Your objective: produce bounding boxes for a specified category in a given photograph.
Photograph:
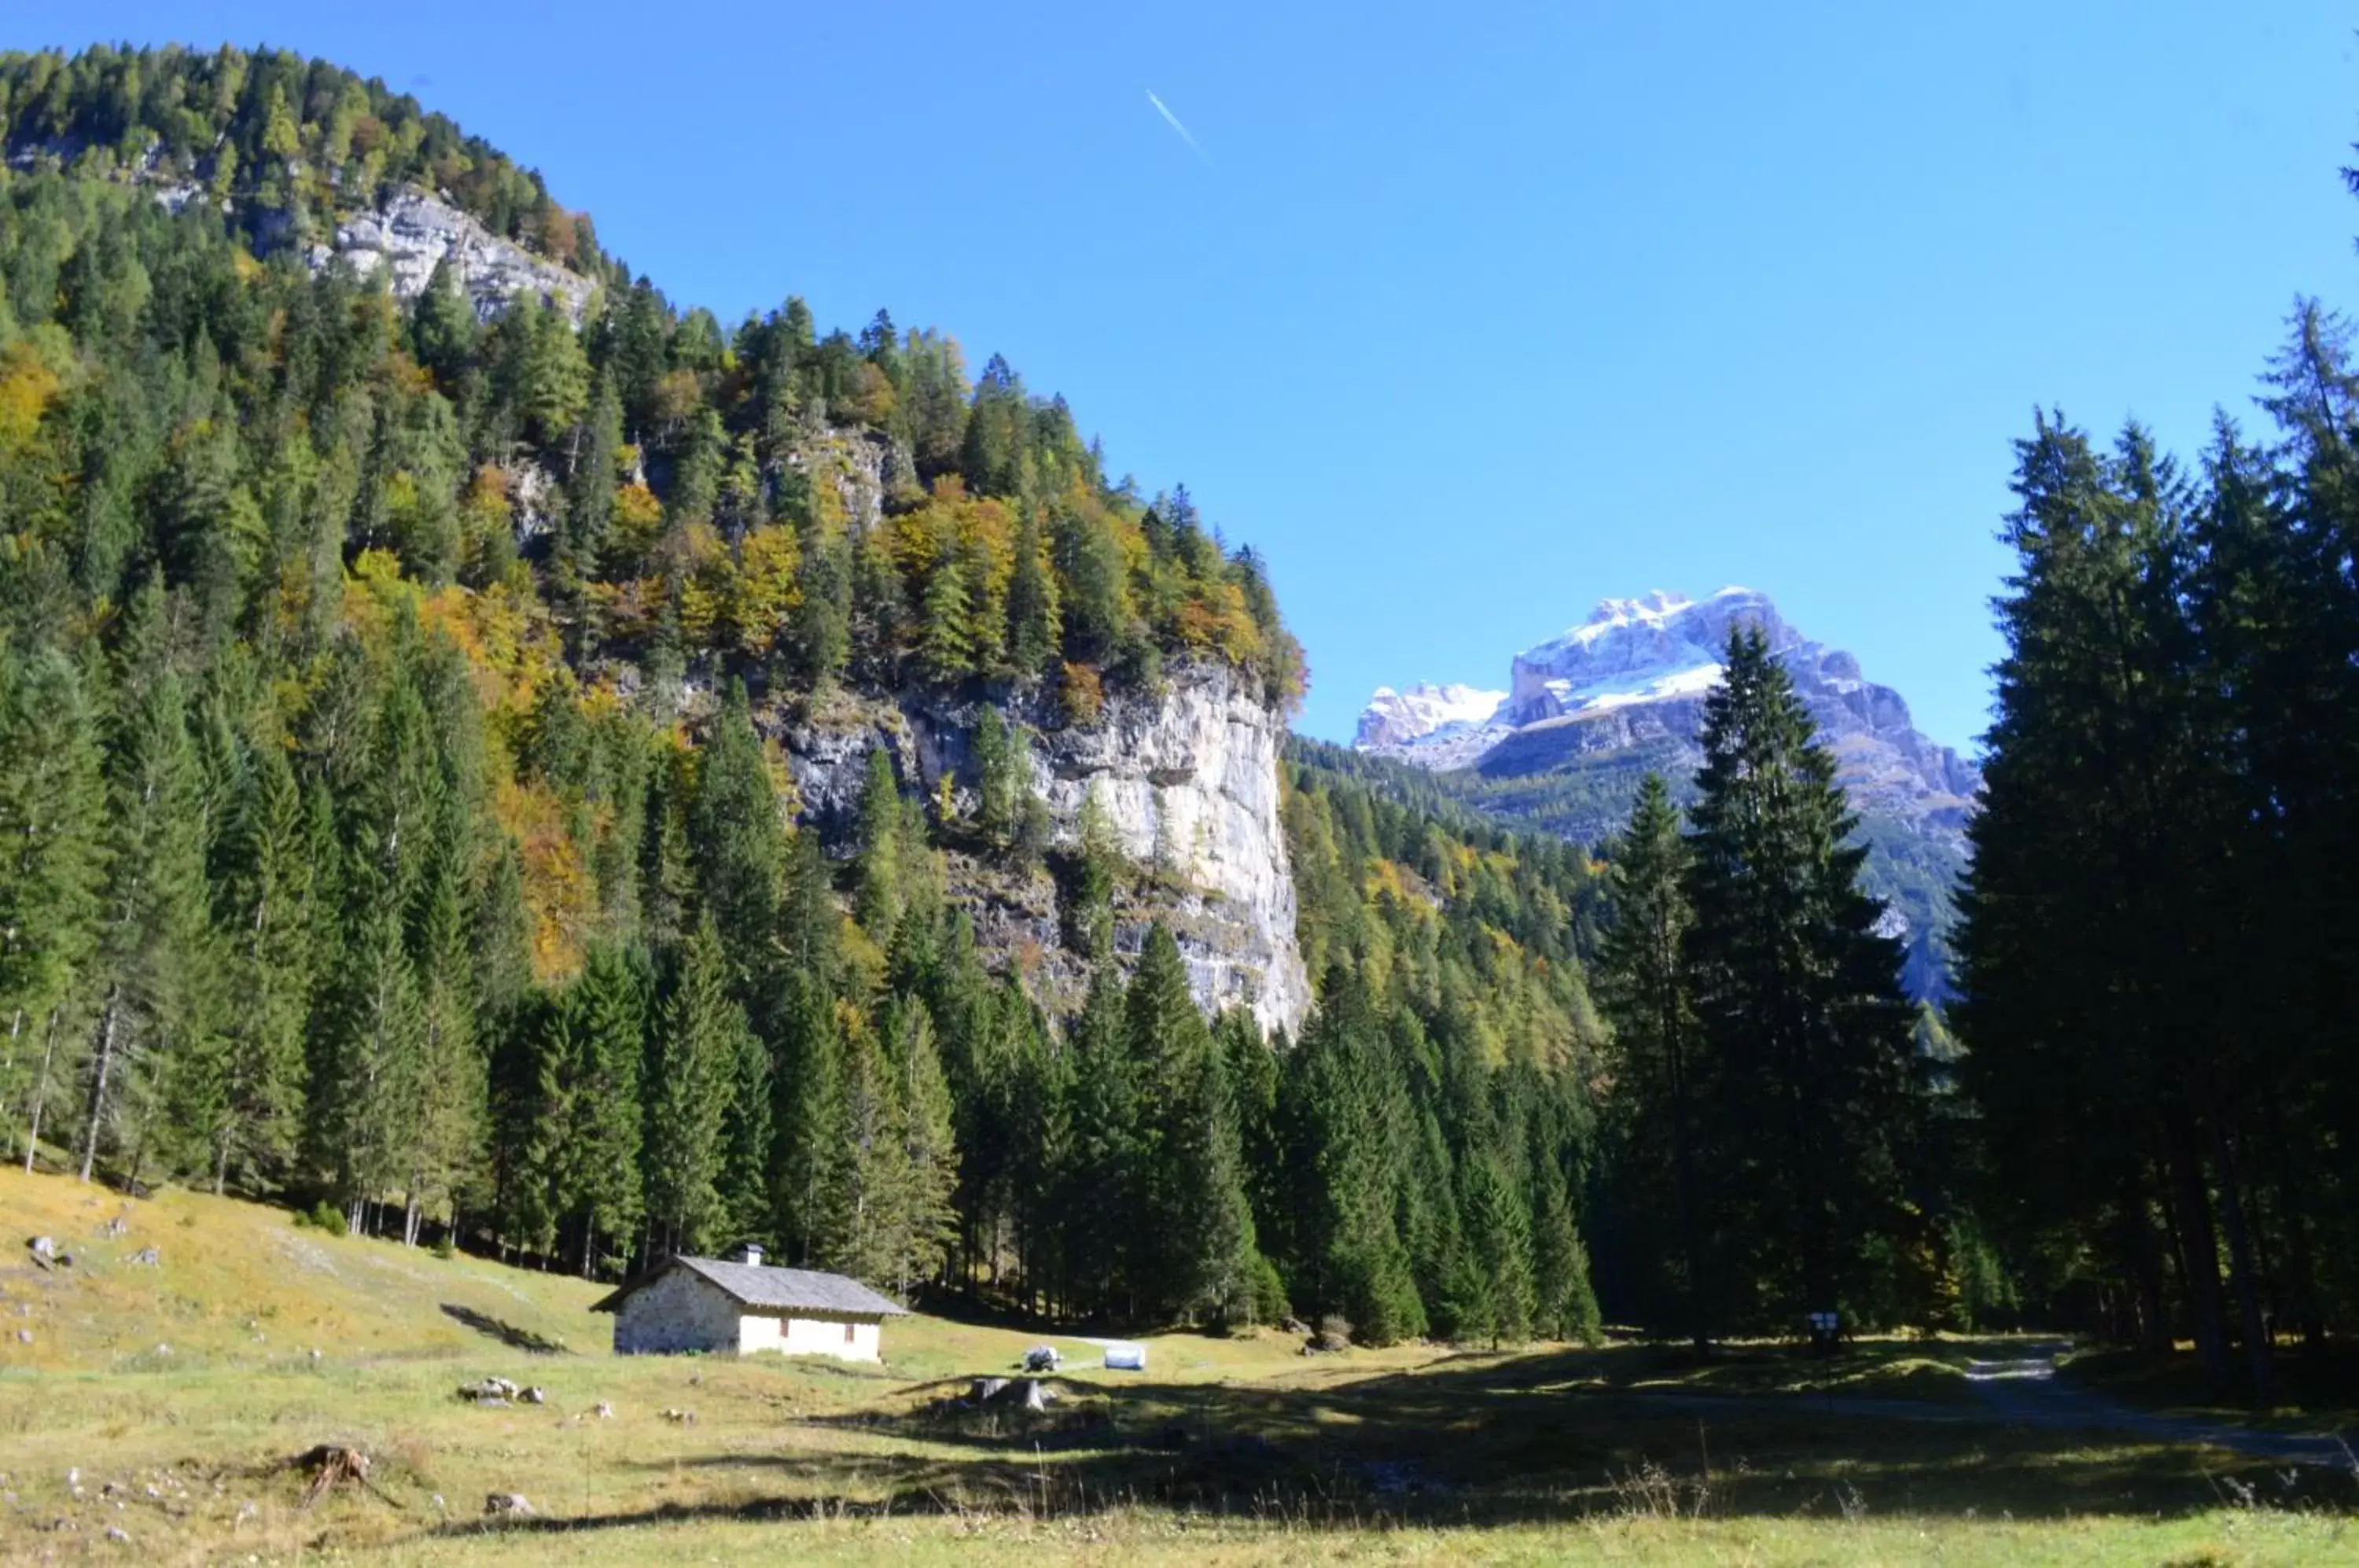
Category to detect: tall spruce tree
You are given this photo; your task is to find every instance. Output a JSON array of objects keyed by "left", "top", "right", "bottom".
[
  {"left": 563, "top": 944, "right": 648, "bottom": 1275},
  {"left": 1684, "top": 625, "right": 1915, "bottom": 1326},
  {"left": 643, "top": 913, "right": 744, "bottom": 1257},
  {"left": 83, "top": 583, "right": 214, "bottom": 1187},
  {"left": 690, "top": 681, "right": 786, "bottom": 1026},
  {"left": 0, "top": 643, "right": 106, "bottom": 1169},
  {"left": 1595, "top": 772, "right": 1711, "bottom": 1343}
]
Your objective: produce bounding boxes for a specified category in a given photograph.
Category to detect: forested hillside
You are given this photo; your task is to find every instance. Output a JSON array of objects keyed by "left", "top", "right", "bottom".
[{"left": 0, "top": 44, "right": 1608, "bottom": 1342}]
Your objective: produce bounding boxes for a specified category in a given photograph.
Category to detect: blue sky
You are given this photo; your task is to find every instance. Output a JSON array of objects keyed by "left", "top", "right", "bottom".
[{"left": 20, "top": 2, "right": 2359, "bottom": 750}]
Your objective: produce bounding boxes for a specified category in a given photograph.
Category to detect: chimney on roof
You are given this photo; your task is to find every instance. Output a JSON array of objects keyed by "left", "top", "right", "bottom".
[{"left": 734, "top": 1242, "right": 764, "bottom": 1268}]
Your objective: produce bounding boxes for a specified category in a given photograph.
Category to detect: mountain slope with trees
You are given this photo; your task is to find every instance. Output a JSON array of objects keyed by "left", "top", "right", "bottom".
[{"left": 0, "top": 43, "right": 1615, "bottom": 1345}]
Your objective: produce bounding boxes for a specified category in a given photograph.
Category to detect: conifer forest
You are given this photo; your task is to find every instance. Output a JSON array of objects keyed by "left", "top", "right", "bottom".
[{"left": 6, "top": 43, "right": 2359, "bottom": 1403}]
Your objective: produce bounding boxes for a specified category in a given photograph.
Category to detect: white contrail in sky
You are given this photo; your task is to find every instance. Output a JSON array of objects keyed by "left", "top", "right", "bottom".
[{"left": 1146, "top": 90, "right": 1213, "bottom": 164}]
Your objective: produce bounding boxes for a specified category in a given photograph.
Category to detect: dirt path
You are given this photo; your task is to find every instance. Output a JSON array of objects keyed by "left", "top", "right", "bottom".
[{"left": 1961, "top": 1342, "right": 2354, "bottom": 1468}]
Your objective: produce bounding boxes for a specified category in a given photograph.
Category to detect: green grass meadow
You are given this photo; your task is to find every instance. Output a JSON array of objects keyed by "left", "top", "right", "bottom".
[{"left": 1, "top": 1169, "right": 2351, "bottom": 1565}]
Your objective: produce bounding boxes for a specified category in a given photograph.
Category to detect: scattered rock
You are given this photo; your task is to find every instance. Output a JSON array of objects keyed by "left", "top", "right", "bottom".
[
  {"left": 105, "top": 1525, "right": 130, "bottom": 1543},
  {"left": 127, "top": 1247, "right": 160, "bottom": 1268},
  {"left": 101, "top": 1216, "right": 127, "bottom": 1239},
  {"left": 25, "top": 1236, "right": 57, "bottom": 1270},
  {"left": 307, "top": 1349, "right": 322, "bottom": 1362},
  {"left": 1021, "top": 1345, "right": 1062, "bottom": 1372},
  {"left": 593, "top": 1402, "right": 613, "bottom": 1419},
  {"left": 484, "top": 1491, "right": 534, "bottom": 1518},
  {"left": 1279, "top": 1316, "right": 1309, "bottom": 1337},
  {"left": 456, "top": 1377, "right": 521, "bottom": 1404},
  {"left": 660, "top": 1408, "right": 697, "bottom": 1425},
  {"left": 518, "top": 1386, "right": 546, "bottom": 1405},
  {"left": 14, "top": 1330, "right": 29, "bottom": 1345}
]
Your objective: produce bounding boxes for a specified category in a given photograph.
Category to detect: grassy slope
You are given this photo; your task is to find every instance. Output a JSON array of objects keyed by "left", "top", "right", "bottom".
[{"left": 0, "top": 1169, "right": 2349, "bottom": 1566}]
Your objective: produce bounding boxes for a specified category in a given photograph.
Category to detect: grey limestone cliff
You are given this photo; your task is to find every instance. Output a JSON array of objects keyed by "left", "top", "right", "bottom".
[{"left": 772, "top": 661, "right": 1309, "bottom": 1038}]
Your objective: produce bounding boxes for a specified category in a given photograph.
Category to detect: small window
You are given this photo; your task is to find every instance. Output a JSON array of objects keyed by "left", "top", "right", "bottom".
[{"left": 844, "top": 1322, "right": 856, "bottom": 1345}]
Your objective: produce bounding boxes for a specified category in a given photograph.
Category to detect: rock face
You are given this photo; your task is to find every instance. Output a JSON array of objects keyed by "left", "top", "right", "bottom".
[
  {"left": 7, "top": 135, "right": 598, "bottom": 323},
  {"left": 300, "top": 188, "right": 594, "bottom": 323},
  {"left": 778, "top": 661, "right": 1309, "bottom": 1038},
  {"left": 1354, "top": 683, "right": 1507, "bottom": 754},
  {"left": 1357, "top": 587, "right": 1980, "bottom": 1000}
]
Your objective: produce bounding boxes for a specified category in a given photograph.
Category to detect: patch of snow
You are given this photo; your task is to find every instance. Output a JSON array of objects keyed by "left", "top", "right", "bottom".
[{"left": 1354, "top": 682, "right": 1507, "bottom": 749}]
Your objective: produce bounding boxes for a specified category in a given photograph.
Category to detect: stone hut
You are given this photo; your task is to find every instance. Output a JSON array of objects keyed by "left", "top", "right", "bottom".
[{"left": 591, "top": 1245, "right": 908, "bottom": 1360}]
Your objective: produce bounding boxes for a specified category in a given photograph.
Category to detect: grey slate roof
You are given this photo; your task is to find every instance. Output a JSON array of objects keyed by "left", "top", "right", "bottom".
[{"left": 591, "top": 1256, "right": 909, "bottom": 1317}]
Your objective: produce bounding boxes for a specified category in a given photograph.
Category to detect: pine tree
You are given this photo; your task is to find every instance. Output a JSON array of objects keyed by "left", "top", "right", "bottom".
[
  {"left": 771, "top": 972, "right": 840, "bottom": 1261},
  {"left": 1461, "top": 1152, "right": 1534, "bottom": 1347},
  {"left": 1595, "top": 771, "right": 1710, "bottom": 1342},
  {"left": 201, "top": 707, "right": 316, "bottom": 1194},
  {"left": 918, "top": 558, "right": 976, "bottom": 685},
  {"left": 1061, "top": 969, "right": 1137, "bottom": 1319},
  {"left": 690, "top": 682, "right": 785, "bottom": 1022},
  {"left": 0, "top": 643, "right": 106, "bottom": 1169},
  {"left": 1006, "top": 505, "right": 1058, "bottom": 676},
  {"left": 643, "top": 914, "right": 744, "bottom": 1257},
  {"left": 781, "top": 829, "right": 840, "bottom": 992},
  {"left": 1528, "top": 1119, "right": 1602, "bottom": 1343},
  {"left": 826, "top": 1007, "right": 903, "bottom": 1286},
  {"left": 788, "top": 531, "right": 852, "bottom": 688},
  {"left": 311, "top": 646, "right": 441, "bottom": 1224},
  {"left": 1173, "top": 1026, "right": 1261, "bottom": 1324},
  {"left": 405, "top": 813, "right": 484, "bottom": 1245},
  {"left": 1956, "top": 414, "right": 2259, "bottom": 1386},
  {"left": 1121, "top": 925, "right": 1256, "bottom": 1321},
  {"left": 639, "top": 745, "right": 698, "bottom": 959},
  {"left": 1685, "top": 624, "right": 1914, "bottom": 1327},
  {"left": 885, "top": 997, "right": 959, "bottom": 1300},
  {"left": 565, "top": 944, "right": 647, "bottom": 1275},
  {"left": 973, "top": 709, "right": 1024, "bottom": 852},
  {"left": 82, "top": 584, "right": 214, "bottom": 1187},
  {"left": 1281, "top": 974, "right": 1426, "bottom": 1344},
  {"left": 1068, "top": 782, "right": 1121, "bottom": 960}
]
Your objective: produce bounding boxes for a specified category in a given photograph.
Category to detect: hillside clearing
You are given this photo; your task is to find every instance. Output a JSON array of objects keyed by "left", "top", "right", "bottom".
[{"left": 0, "top": 1170, "right": 2350, "bottom": 1565}]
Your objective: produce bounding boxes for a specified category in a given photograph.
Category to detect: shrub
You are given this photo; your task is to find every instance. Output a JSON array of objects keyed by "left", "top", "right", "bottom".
[{"left": 297, "top": 1201, "right": 347, "bottom": 1235}]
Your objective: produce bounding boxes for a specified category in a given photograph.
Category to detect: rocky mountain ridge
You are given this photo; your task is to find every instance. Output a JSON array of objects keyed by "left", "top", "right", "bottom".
[
  {"left": 1354, "top": 683, "right": 1506, "bottom": 753},
  {"left": 1356, "top": 587, "right": 1979, "bottom": 999},
  {"left": 7, "top": 136, "right": 595, "bottom": 322}
]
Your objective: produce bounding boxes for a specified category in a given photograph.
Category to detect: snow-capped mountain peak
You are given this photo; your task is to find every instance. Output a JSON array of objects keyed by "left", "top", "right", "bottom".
[
  {"left": 1350, "top": 586, "right": 1982, "bottom": 1002},
  {"left": 1508, "top": 586, "right": 1790, "bottom": 725},
  {"left": 1354, "top": 587, "right": 1975, "bottom": 820},
  {"left": 1354, "top": 682, "right": 1507, "bottom": 750}
]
